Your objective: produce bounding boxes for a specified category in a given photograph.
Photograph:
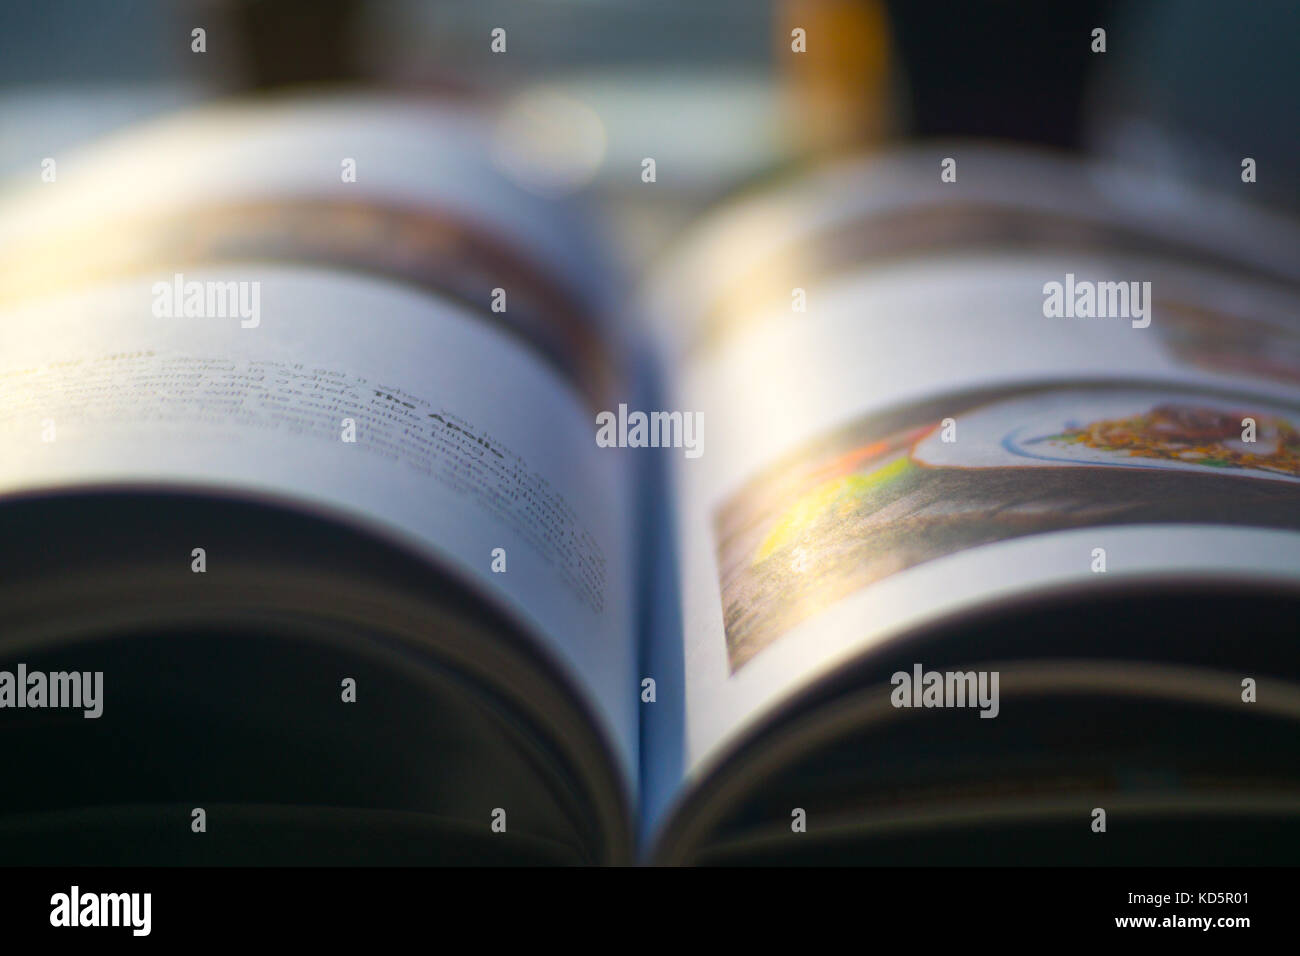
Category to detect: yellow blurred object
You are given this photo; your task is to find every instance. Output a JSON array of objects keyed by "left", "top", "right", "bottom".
[
  {"left": 756, "top": 454, "right": 911, "bottom": 562},
  {"left": 777, "top": 0, "right": 894, "bottom": 157}
]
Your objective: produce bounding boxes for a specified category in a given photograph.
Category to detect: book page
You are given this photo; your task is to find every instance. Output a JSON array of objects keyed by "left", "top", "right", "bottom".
[
  {"left": 647, "top": 147, "right": 1300, "bottom": 820},
  {"left": 0, "top": 98, "right": 641, "bottom": 782}
]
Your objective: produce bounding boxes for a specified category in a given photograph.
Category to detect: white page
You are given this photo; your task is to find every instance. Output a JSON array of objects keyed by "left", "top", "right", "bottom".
[
  {"left": 0, "top": 267, "right": 639, "bottom": 779},
  {"left": 0, "top": 97, "right": 640, "bottom": 782}
]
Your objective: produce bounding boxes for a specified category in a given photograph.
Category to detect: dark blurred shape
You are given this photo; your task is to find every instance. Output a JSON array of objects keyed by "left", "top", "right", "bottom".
[
  {"left": 884, "top": 0, "right": 1115, "bottom": 148},
  {"left": 1086, "top": 0, "right": 1300, "bottom": 214},
  {"left": 230, "top": 0, "right": 364, "bottom": 88}
]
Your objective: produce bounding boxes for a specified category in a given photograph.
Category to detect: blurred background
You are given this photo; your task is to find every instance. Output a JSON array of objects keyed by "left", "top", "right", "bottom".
[{"left": 1, "top": 0, "right": 1297, "bottom": 262}]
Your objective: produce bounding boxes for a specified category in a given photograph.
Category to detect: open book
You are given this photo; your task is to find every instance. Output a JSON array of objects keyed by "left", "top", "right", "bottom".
[{"left": 3, "top": 96, "right": 1299, "bottom": 866}]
